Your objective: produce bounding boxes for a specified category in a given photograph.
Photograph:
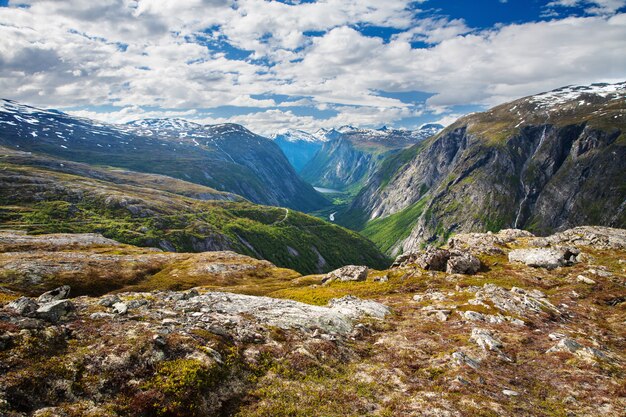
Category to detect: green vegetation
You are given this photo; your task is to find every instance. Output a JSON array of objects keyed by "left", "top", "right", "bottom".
[
  {"left": 361, "top": 198, "right": 428, "bottom": 255},
  {"left": 0, "top": 151, "right": 389, "bottom": 275}
]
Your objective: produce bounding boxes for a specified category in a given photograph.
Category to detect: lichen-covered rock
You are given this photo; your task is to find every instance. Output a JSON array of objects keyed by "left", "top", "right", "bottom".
[
  {"left": 37, "top": 285, "right": 71, "bottom": 303},
  {"left": 36, "top": 299, "right": 74, "bottom": 322},
  {"left": 326, "top": 295, "right": 391, "bottom": 320},
  {"left": 393, "top": 248, "right": 481, "bottom": 274},
  {"left": 470, "top": 328, "right": 503, "bottom": 351},
  {"left": 508, "top": 247, "right": 579, "bottom": 269},
  {"left": 7, "top": 296, "right": 38, "bottom": 316},
  {"left": 449, "top": 229, "right": 535, "bottom": 254},
  {"left": 545, "top": 226, "right": 626, "bottom": 250},
  {"left": 452, "top": 351, "right": 480, "bottom": 369},
  {"left": 546, "top": 338, "right": 608, "bottom": 361},
  {"left": 446, "top": 251, "right": 481, "bottom": 274},
  {"left": 322, "top": 265, "right": 368, "bottom": 284},
  {"left": 470, "top": 284, "right": 560, "bottom": 317}
]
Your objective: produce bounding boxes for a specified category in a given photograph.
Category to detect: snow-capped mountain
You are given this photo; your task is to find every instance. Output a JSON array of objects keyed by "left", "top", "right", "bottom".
[
  {"left": 0, "top": 99, "right": 328, "bottom": 211},
  {"left": 347, "top": 81, "right": 626, "bottom": 253}
]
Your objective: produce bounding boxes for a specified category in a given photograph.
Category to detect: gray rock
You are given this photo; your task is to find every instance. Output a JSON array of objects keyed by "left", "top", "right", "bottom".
[
  {"left": 393, "top": 248, "right": 481, "bottom": 274},
  {"left": 508, "top": 247, "right": 579, "bottom": 269},
  {"left": 37, "top": 285, "right": 71, "bottom": 303},
  {"left": 7, "top": 297, "right": 39, "bottom": 316},
  {"left": 470, "top": 328, "right": 503, "bottom": 351},
  {"left": 546, "top": 226, "right": 626, "bottom": 250},
  {"left": 36, "top": 300, "right": 74, "bottom": 322},
  {"left": 470, "top": 284, "right": 560, "bottom": 317},
  {"left": 98, "top": 295, "right": 121, "bottom": 307},
  {"left": 446, "top": 251, "right": 481, "bottom": 274},
  {"left": 576, "top": 275, "right": 596, "bottom": 285},
  {"left": 112, "top": 302, "right": 128, "bottom": 315},
  {"left": 175, "top": 291, "right": 389, "bottom": 334},
  {"left": 452, "top": 351, "right": 480, "bottom": 369},
  {"left": 323, "top": 265, "right": 368, "bottom": 284},
  {"left": 127, "top": 298, "right": 149, "bottom": 309},
  {"left": 546, "top": 337, "right": 608, "bottom": 360},
  {"left": 449, "top": 229, "right": 535, "bottom": 255},
  {"left": 502, "top": 389, "right": 519, "bottom": 396}
]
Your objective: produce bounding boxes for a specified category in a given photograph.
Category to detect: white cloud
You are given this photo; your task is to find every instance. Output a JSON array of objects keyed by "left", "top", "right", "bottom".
[
  {"left": 0, "top": 0, "right": 625, "bottom": 134},
  {"left": 546, "top": 0, "right": 626, "bottom": 15}
]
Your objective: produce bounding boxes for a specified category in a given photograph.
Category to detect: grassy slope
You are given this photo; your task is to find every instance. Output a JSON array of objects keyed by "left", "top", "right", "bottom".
[
  {"left": 0, "top": 150, "right": 389, "bottom": 274},
  {"left": 361, "top": 198, "right": 428, "bottom": 254}
]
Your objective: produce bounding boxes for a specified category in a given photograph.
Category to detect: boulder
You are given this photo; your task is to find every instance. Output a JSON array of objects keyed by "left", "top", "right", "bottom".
[
  {"left": 470, "top": 284, "right": 560, "bottom": 317},
  {"left": 470, "top": 328, "right": 503, "bottom": 351},
  {"left": 98, "top": 295, "right": 121, "bottom": 307},
  {"left": 446, "top": 250, "right": 481, "bottom": 274},
  {"left": 323, "top": 265, "right": 368, "bottom": 284},
  {"left": 449, "top": 229, "right": 534, "bottom": 254},
  {"left": 546, "top": 337, "right": 607, "bottom": 360},
  {"left": 7, "top": 297, "right": 39, "bottom": 316},
  {"left": 508, "top": 247, "right": 579, "bottom": 269},
  {"left": 36, "top": 300, "right": 74, "bottom": 323},
  {"left": 393, "top": 248, "right": 481, "bottom": 274},
  {"left": 452, "top": 351, "right": 480, "bottom": 369},
  {"left": 37, "top": 285, "right": 71, "bottom": 303},
  {"left": 112, "top": 302, "right": 128, "bottom": 315}
]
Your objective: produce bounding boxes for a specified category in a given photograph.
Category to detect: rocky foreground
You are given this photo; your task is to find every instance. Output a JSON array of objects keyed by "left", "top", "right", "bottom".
[{"left": 0, "top": 227, "right": 625, "bottom": 416}]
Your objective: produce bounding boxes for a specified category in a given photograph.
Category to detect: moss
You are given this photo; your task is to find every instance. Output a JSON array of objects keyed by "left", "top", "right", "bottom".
[{"left": 140, "top": 358, "right": 224, "bottom": 417}]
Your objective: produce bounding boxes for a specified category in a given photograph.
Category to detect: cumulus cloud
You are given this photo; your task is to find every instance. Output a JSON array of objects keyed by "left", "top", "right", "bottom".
[{"left": 0, "top": 0, "right": 625, "bottom": 133}]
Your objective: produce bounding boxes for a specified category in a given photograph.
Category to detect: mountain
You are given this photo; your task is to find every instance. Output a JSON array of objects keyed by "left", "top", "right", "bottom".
[
  {"left": 0, "top": 100, "right": 328, "bottom": 212},
  {"left": 300, "top": 124, "right": 442, "bottom": 192},
  {"left": 0, "top": 146, "right": 389, "bottom": 274},
  {"left": 348, "top": 82, "right": 626, "bottom": 255},
  {"left": 271, "top": 129, "right": 330, "bottom": 172}
]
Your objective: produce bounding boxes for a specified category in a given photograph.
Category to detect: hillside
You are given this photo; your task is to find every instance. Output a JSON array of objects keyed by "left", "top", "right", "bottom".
[
  {"left": 300, "top": 124, "right": 441, "bottom": 193},
  {"left": 348, "top": 82, "right": 626, "bottom": 255},
  {"left": 0, "top": 100, "right": 328, "bottom": 212},
  {"left": 1, "top": 226, "right": 624, "bottom": 416},
  {"left": 0, "top": 147, "right": 389, "bottom": 274}
]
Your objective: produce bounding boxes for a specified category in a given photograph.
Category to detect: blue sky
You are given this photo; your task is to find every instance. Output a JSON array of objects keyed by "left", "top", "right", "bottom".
[{"left": 0, "top": 0, "right": 625, "bottom": 134}]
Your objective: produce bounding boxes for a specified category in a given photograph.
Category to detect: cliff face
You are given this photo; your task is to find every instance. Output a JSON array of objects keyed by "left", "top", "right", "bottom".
[
  {"left": 300, "top": 137, "right": 382, "bottom": 191},
  {"left": 300, "top": 125, "right": 441, "bottom": 192},
  {"left": 349, "top": 83, "right": 626, "bottom": 255}
]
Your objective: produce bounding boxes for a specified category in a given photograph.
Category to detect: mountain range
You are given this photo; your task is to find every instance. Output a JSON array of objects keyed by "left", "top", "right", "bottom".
[
  {"left": 294, "top": 124, "right": 442, "bottom": 192},
  {"left": 0, "top": 100, "right": 327, "bottom": 212},
  {"left": 345, "top": 82, "right": 626, "bottom": 255}
]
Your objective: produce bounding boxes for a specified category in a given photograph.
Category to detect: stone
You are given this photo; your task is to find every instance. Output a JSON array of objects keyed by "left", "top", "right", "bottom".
[
  {"left": 546, "top": 337, "right": 607, "bottom": 360},
  {"left": 546, "top": 226, "right": 626, "bottom": 250},
  {"left": 508, "top": 247, "right": 580, "bottom": 269},
  {"left": 7, "top": 297, "right": 39, "bottom": 316},
  {"left": 127, "top": 298, "right": 149, "bottom": 309},
  {"left": 393, "top": 248, "right": 481, "bottom": 275},
  {"left": 98, "top": 295, "right": 121, "bottom": 307},
  {"left": 446, "top": 250, "right": 481, "bottom": 274},
  {"left": 112, "top": 302, "right": 128, "bottom": 315},
  {"left": 576, "top": 275, "right": 596, "bottom": 285},
  {"left": 37, "top": 285, "right": 71, "bottom": 303},
  {"left": 470, "top": 328, "right": 503, "bottom": 351},
  {"left": 452, "top": 351, "right": 480, "bottom": 369},
  {"left": 470, "top": 284, "right": 560, "bottom": 317},
  {"left": 502, "top": 389, "right": 519, "bottom": 396},
  {"left": 449, "top": 229, "right": 535, "bottom": 255},
  {"left": 36, "top": 300, "right": 74, "bottom": 323},
  {"left": 327, "top": 295, "right": 391, "bottom": 320},
  {"left": 90, "top": 312, "right": 114, "bottom": 319},
  {"left": 322, "top": 265, "right": 368, "bottom": 284}
]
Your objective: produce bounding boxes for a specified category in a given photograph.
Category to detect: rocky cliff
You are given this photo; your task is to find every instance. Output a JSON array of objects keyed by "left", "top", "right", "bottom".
[
  {"left": 350, "top": 83, "right": 626, "bottom": 255},
  {"left": 300, "top": 125, "right": 441, "bottom": 192}
]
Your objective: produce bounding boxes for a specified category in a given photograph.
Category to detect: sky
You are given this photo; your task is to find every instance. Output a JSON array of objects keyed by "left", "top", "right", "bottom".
[{"left": 0, "top": 0, "right": 625, "bottom": 135}]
